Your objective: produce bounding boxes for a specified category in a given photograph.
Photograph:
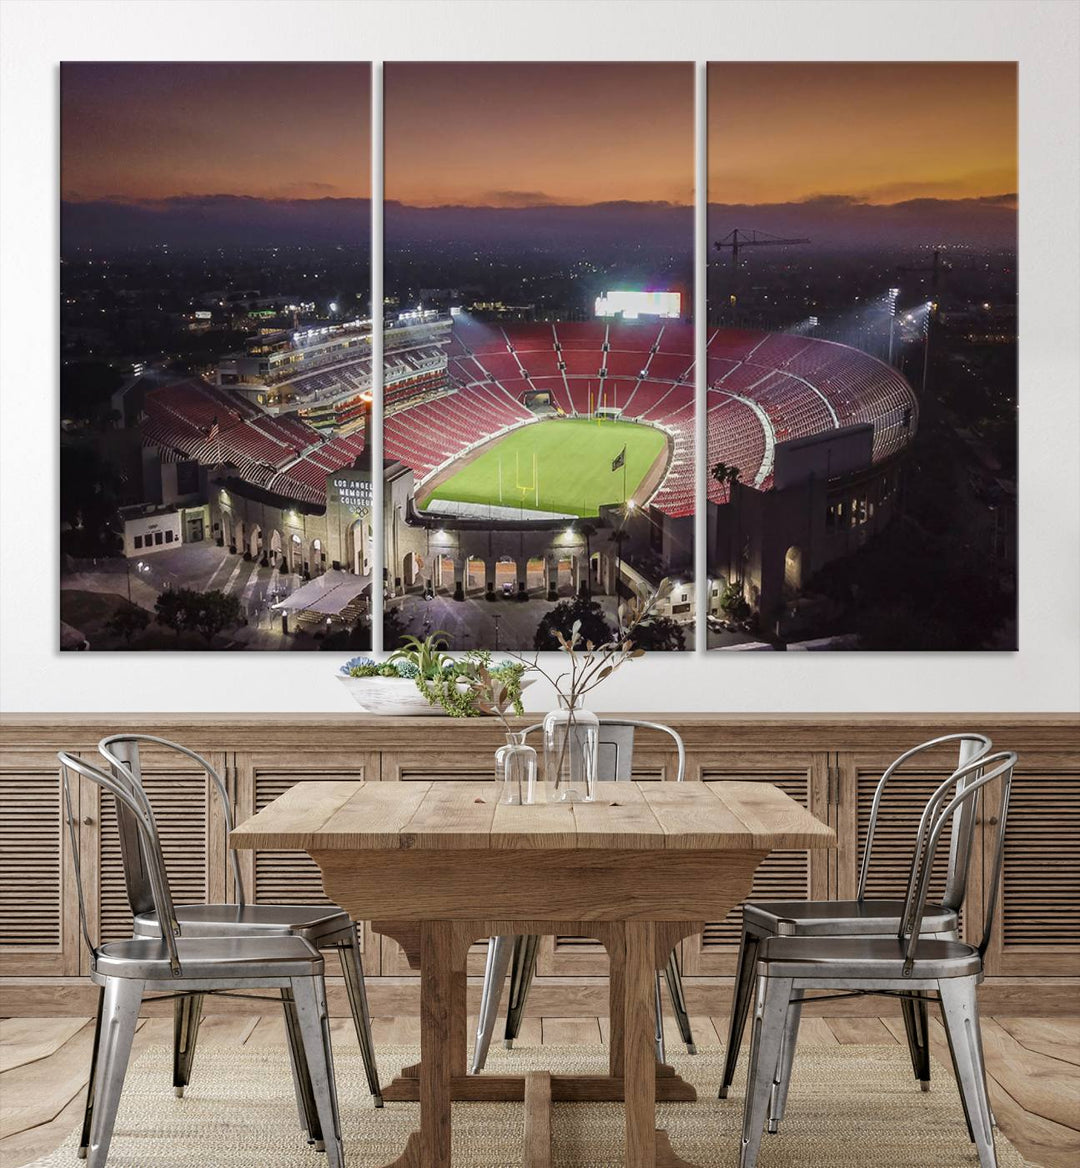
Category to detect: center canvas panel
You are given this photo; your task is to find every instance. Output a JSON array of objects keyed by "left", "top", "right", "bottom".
[{"left": 382, "top": 62, "right": 695, "bottom": 652}]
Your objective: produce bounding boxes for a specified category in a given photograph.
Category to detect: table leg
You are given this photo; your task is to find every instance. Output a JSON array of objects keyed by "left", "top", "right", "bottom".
[
  {"left": 624, "top": 921, "right": 704, "bottom": 1168},
  {"left": 624, "top": 919, "right": 657, "bottom": 1167},
  {"left": 376, "top": 917, "right": 703, "bottom": 1166},
  {"left": 381, "top": 919, "right": 466, "bottom": 1168}
]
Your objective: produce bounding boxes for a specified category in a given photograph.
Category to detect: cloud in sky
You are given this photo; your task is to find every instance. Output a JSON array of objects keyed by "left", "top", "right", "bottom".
[{"left": 61, "top": 188, "right": 1016, "bottom": 253}]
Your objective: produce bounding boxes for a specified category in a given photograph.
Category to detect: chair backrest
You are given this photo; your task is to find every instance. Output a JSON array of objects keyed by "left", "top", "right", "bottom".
[
  {"left": 522, "top": 718, "right": 685, "bottom": 782},
  {"left": 898, "top": 750, "right": 1017, "bottom": 969},
  {"left": 98, "top": 735, "right": 245, "bottom": 912},
  {"left": 858, "top": 733, "right": 993, "bottom": 909},
  {"left": 57, "top": 751, "right": 183, "bottom": 975}
]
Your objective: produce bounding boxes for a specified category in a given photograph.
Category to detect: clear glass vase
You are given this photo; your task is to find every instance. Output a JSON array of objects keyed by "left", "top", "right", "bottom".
[
  {"left": 543, "top": 697, "right": 599, "bottom": 803},
  {"left": 495, "top": 730, "right": 538, "bottom": 805}
]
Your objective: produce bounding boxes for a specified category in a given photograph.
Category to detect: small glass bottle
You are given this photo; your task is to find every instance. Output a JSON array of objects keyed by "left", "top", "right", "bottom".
[
  {"left": 543, "top": 696, "right": 599, "bottom": 803},
  {"left": 495, "top": 730, "right": 538, "bottom": 805}
]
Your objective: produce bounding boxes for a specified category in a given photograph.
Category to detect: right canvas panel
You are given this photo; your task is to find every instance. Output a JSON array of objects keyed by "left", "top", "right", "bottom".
[{"left": 706, "top": 63, "right": 1017, "bottom": 650}]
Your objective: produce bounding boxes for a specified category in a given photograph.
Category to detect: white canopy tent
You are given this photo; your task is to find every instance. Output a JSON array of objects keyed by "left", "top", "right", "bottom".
[{"left": 271, "top": 570, "right": 371, "bottom": 616}]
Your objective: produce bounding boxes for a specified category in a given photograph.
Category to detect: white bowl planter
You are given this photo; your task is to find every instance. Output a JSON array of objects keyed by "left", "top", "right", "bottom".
[{"left": 338, "top": 674, "right": 533, "bottom": 716}]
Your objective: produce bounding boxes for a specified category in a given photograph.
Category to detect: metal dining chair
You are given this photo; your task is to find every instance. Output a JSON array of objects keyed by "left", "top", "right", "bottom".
[
  {"left": 471, "top": 719, "right": 694, "bottom": 1073},
  {"left": 738, "top": 750, "right": 1016, "bottom": 1168},
  {"left": 58, "top": 751, "right": 345, "bottom": 1168},
  {"left": 84, "top": 733, "right": 380, "bottom": 1141},
  {"left": 719, "top": 732, "right": 992, "bottom": 1101}
]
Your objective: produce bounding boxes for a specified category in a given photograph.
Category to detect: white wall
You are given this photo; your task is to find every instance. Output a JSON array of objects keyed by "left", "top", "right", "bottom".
[{"left": 2, "top": 1, "right": 1077, "bottom": 714}]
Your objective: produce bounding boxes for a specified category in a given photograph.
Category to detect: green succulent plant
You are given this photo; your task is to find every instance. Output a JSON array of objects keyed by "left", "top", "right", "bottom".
[{"left": 345, "top": 633, "right": 529, "bottom": 718}]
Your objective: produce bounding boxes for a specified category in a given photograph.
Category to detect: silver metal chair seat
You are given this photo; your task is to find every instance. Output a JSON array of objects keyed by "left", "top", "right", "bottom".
[
  {"left": 745, "top": 898, "right": 957, "bottom": 937},
  {"left": 756, "top": 935, "right": 982, "bottom": 980},
  {"left": 133, "top": 902, "right": 352, "bottom": 939},
  {"left": 95, "top": 734, "right": 381, "bottom": 1111},
  {"left": 721, "top": 732, "right": 992, "bottom": 1101},
  {"left": 738, "top": 751, "right": 1017, "bottom": 1168},
  {"left": 472, "top": 719, "right": 695, "bottom": 1073},
  {"left": 94, "top": 935, "right": 324, "bottom": 980},
  {"left": 58, "top": 752, "right": 346, "bottom": 1168}
]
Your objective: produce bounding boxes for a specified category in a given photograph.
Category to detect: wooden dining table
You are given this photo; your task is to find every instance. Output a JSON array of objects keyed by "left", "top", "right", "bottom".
[{"left": 230, "top": 778, "right": 835, "bottom": 1168}]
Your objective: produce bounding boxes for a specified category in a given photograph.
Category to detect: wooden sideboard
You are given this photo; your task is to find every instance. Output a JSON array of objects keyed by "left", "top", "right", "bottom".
[{"left": 2, "top": 712, "right": 1077, "bottom": 1016}]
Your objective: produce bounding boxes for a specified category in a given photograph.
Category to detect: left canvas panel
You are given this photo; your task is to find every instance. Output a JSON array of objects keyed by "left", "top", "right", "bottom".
[{"left": 60, "top": 63, "right": 374, "bottom": 651}]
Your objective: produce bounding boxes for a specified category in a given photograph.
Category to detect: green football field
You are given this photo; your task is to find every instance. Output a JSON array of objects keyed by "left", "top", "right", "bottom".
[{"left": 420, "top": 418, "right": 667, "bottom": 517}]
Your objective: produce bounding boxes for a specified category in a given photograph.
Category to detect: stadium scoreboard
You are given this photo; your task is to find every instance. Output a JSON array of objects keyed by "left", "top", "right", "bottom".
[{"left": 594, "top": 290, "right": 681, "bottom": 320}]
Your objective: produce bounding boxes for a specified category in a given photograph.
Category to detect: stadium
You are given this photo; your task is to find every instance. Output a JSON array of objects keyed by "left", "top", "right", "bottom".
[
  {"left": 383, "top": 315, "right": 917, "bottom": 624},
  {"left": 384, "top": 317, "right": 916, "bottom": 519},
  {"left": 134, "top": 306, "right": 918, "bottom": 637}
]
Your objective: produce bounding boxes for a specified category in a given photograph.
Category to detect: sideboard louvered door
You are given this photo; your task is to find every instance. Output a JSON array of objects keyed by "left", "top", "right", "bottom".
[
  {"left": 82, "top": 746, "right": 228, "bottom": 971},
  {"left": 233, "top": 751, "right": 381, "bottom": 976},
  {"left": 0, "top": 752, "right": 80, "bottom": 976},
  {"left": 981, "top": 754, "right": 1080, "bottom": 977},
  {"left": 537, "top": 750, "right": 674, "bottom": 978},
  {"left": 835, "top": 745, "right": 983, "bottom": 945},
  {"left": 680, "top": 751, "right": 829, "bottom": 975}
]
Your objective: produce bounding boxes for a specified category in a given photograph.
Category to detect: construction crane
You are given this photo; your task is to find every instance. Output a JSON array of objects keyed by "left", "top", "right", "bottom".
[
  {"left": 714, "top": 228, "right": 810, "bottom": 262},
  {"left": 895, "top": 247, "right": 951, "bottom": 296}
]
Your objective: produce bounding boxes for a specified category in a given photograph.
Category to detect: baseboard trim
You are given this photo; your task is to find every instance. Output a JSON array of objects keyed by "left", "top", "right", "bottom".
[{"left": 2, "top": 976, "right": 1076, "bottom": 1017}]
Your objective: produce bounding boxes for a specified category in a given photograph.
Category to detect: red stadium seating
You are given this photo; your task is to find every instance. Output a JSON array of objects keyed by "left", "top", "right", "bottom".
[
  {"left": 505, "top": 323, "right": 558, "bottom": 348},
  {"left": 476, "top": 351, "right": 525, "bottom": 382},
  {"left": 451, "top": 319, "right": 513, "bottom": 354},
  {"left": 607, "top": 322, "right": 664, "bottom": 352},
  {"left": 603, "top": 349, "right": 650, "bottom": 379},
  {"left": 656, "top": 321, "right": 695, "bottom": 355},
  {"left": 553, "top": 321, "right": 607, "bottom": 350},
  {"left": 643, "top": 352, "right": 693, "bottom": 382},
  {"left": 141, "top": 379, "right": 366, "bottom": 506},
  {"left": 143, "top": 323, "right": 917, "bottom": 524},
  {"left": 515, "top": 349, "right": 563, "bottom": 380},
  {"left": 561, "top": 350, "right": 603, "bottom": 378}
]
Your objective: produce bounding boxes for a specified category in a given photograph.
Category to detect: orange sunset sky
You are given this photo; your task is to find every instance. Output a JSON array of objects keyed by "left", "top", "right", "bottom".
[
  {"left": 384, "top": 62, "right": 693, "bottom": 207},
  {"left": 62, "top": 63, "right": 371, "bottom": 202},
  {"left": 61, "top": 61, "right": 1016, "bottom": 211},
  {"left": 708, "top": 62, "right": 1017, "bottom": 205}
]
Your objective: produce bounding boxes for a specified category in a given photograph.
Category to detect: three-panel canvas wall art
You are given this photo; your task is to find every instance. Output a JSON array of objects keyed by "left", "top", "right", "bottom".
[{"left": 60, "top": 61, "right": 1017, "bottom": 652}]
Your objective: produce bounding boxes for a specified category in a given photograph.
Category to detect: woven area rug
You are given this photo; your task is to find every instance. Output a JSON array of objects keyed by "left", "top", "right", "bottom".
[{"left": 29, "top": 1042, "right": 1029, "bottom": 1167}]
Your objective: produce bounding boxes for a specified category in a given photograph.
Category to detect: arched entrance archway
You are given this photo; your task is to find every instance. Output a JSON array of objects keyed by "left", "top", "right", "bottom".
[
  {"left": 783, "top": 546, "right": 803, "bottom": 597},
  {"left": 466, "top": 557, "right": 485, "bottom": 594},
  {"left": 289, "top": 532, "right": 303, "bottom": 574},
  {"left": 248, "top": 524, "right": 262, "bottom": 560},
  {"left": 402, "top": 551, "right": 420, "bottom": 588},
  {"left": 310, "top": 538, "right": 324, "bottom": 577},
  {"left": 495, "top": 556, "right": 516, "bottom": 595}
]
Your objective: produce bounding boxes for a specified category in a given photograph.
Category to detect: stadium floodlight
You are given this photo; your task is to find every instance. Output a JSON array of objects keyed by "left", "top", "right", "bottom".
[
  {"left": 329, "top": 302, "right": 338, "bottom": 314},
  {"left": 594, "top": 290, "right": 681, "bottom": 320}
]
